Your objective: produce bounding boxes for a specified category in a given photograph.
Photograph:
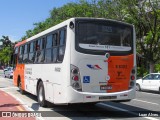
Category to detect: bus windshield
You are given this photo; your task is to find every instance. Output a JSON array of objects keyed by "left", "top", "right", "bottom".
[{"left": 76, "top": 21, "right": 133, "bottom": 55}]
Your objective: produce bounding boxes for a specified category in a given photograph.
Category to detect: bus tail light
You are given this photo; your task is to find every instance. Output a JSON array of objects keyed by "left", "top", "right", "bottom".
[
  {"left": 129, "top": 67, "right": 136, "bottom": 89},
  {"left": 72, "top": 76, "right": 79, "bottom": 81},
  {"left": 131, "top": 75, "right": 135, "bottom": 80},
  {"left": 71, "top": 65, "right": 82, "bottom": 91}
]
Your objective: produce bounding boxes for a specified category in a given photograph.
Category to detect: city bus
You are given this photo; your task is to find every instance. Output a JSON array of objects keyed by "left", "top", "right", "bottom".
[{"left": 13, "top": 18, "right": 136, "bottom": 107}]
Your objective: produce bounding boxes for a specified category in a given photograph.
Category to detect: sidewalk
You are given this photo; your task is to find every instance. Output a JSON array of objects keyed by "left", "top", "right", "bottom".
[{"left": 0, "top": 90, "right": 36, "bottom": 120}]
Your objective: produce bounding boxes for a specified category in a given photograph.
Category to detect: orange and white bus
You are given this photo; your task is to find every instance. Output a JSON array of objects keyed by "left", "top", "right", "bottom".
[{"left": 13, "top": 18, "right": 136, "bottom": 106}]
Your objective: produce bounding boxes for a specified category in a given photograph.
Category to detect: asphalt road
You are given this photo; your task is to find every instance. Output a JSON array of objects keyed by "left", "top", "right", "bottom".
[{"left": 0, "top": 72, "right": 160, "bottom": 120}]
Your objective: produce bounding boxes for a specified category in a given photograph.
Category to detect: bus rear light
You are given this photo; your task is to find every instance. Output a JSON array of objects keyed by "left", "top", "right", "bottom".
[
  {"left": 71, "top": 68, "right": 78, "bottom": 74},
  {"left": 123, "top": 94, "right": 128, "bottom": 96},
  {"left": 131, "top": 69, "right": 136, "bottom": 74},
  {"left": 120, "top": 94, "right": 128, "bottom": 97},
  {"left": 71, "top": 65, "right": 82, "bottom": 91},
  {"left": 131, "top": 75, "right": 135, "bottom": 80},
  {"left": 86, "top": 96, "right": 91, "bottom": 98},
  {"left": 72, "top": 76, "right": 79, "bottom": 81},
  {"left": 129, "top": 67, "right": 136, "bottom": 89},
  {"left": 130, "top": 81, "right": 134, "bottom": 87},
  {"left": 72, "top": 82, "right": 80, "bottom": 89}
]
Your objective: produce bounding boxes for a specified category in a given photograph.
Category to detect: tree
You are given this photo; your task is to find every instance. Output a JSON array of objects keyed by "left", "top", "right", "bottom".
[
  {"left": 100, "top": 0, "right": 160, "bottom": 73},
  {"left": 21, "top": 0, "right": 99, "bottom": 40},
  {"left": 20, "top": 0, "right": 160, "bottom": 73},
  {"left": 0, "top": 36, "right": 14, "bottom": 66},
  {"left": 124, "top": 0, "right": 160, "bottom": 73},
  {"left": 0, "top": 47, "right": 12, "bottom": 66},
  {"left": 0, "top": 36, "right": 12, "bottom": 47}
]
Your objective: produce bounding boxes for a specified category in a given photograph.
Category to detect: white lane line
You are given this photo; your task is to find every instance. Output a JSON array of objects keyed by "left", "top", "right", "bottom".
[
  {"left": 138, "top": 91, "right": 160, "bottom": 96},
  {"left": 0, "top": 86, "right": 17, "bottom": 90},
  {"left": 133, "top": 99, "right": 159, "bottom": 105},
  {"left": 100, "top": 103, "right": 160, "bottom": 120}
]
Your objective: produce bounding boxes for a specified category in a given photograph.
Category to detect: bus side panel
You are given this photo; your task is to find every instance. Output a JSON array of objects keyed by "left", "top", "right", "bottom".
[
  {"left": 13, "top": 64, "right": 25, "bottom": 90},
  {"left": 53, "top": 26, "right": 71, "bottom": 104}
]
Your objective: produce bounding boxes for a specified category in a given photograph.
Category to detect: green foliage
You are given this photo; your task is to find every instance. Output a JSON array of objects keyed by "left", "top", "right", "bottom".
[
  {"left": 155, "top": 64, "right": 160, "bottom": 73},
  {"left": 21, "top": 0, "right": 107, "bottom": 40},
  {"left": 0, "top": 36, "right": 12, "bottom": 47},
  {"left": 0, "top": 36, "right": 14, "bottom": 65},
  {"left": 137, "top": 67, "right": 149, "bottom": 78},
  {"left": 19, "top": 0, "right": 160, "bottom": 73},
  {"left": 0, "top": 47, "right": 12, "bottom": 65}
]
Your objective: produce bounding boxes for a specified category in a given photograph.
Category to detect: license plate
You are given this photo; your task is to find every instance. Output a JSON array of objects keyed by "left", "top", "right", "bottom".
[
  {"left": 100, "top": 85, "right": 112, "bottom": 90},
  {"left": 99, "top": 96, "right": 117, "bottom": 100}
]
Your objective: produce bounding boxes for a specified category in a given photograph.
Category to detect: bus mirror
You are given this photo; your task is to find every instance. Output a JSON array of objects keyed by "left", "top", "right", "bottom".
[
  {"left": 10, "top": 54, "right": 17, "bottom": 70},
  {"left": 10, "top": 54, "right": 14, "bottom": 65},
  {"left": 69, "top": 21, "right": 74, "bottom": 29}
]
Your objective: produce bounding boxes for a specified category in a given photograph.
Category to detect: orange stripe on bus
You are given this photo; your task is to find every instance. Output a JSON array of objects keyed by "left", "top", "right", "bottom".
[
  {"left": 15, "top": 40, "right": 27, "bottom": 47},
  {"left": 107, "top": 54, "right": 134, "bottom": 93}
]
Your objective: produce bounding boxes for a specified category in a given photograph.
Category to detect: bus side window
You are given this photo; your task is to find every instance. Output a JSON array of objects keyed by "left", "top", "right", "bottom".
[
  {"left": 38, "top": 37, "right": 45, "bottom": 63},
  {"left": 23, "top": 44, "right": 29, "bottom": 63},
  {"left": 13, "top": 47, "right": 18, "bottom": 66},
  {"left": 52, "top": 33, "right": 58, "bottom": 63},
  {"left": 58, "top": 29, "right": 66, "bottom": 62},
  {"left": 45, "top": 35, "right": 53, "bottom": 63},
  {"left": 18, "top": 45, "right": 24, "bottom": 64},
  {"left": 60, "top": 29, "right": 66, "bottom": 46},
  {"left": 28, "top": 42, "right": 35, "bottom": 63},
  {"left": 53, "top": 33, "right": 58, "bottom": 46},
  {"left": 34, "top": 39, "right": 41, "bottom": 63}
]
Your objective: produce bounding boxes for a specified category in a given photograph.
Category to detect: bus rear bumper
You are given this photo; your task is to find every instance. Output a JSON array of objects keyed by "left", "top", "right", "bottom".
[{"left": 67, "top": 86, "right": 136, "bottom": 103}]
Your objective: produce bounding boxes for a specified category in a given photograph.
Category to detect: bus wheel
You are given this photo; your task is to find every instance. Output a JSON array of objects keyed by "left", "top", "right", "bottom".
[
  {"left": 114, "top": 99, "right": 131, "bottom": 102},
  {"left": 38, "top": 82, "right": 47, "bottom": 107},
  {"left": 18, "top": 81, "right": 25, "bottom": 94}
]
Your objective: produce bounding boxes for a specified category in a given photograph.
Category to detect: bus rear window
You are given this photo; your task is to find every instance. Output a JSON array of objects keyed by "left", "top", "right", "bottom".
[{"left": 76, "top": 21, "right": 133, "bottom": 55}]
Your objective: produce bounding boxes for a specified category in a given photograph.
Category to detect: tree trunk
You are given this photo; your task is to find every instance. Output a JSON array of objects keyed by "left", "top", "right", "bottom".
[{"left": 149, "top": 62, "right": 155, "bottom": 73}]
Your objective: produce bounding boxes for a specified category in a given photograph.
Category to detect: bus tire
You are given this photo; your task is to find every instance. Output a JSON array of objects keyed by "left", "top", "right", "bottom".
[
  {"left": 85, "top": 102, "right": 98, "bottom": 105},
  {"left": 18, "top": 80, "right": 25, "bottom": 94},
  {"left": 114, "top": 99, "right": 131, "bottom": 102},
  {"left": 37, "top": 81, "right": 47, "bottom": 107}
]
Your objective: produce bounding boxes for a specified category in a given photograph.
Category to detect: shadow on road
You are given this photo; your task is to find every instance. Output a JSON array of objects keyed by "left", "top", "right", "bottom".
[
  {"left": 16, "top": 90, "right": 160, "bottom": 118},
  {"left": 0, "top": 104, "right": 21, "bottom": 107}
]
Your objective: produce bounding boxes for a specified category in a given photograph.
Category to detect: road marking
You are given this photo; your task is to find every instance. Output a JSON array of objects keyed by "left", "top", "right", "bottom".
[
  {"left": 16, "top": 106, "right": 24, "bottom": 111},
  {"left": 133, "top": 99, "right": 159, "bottom": 105},
  {"left": 138, "top": 91, "right": 160, "bottom": 96},
  {"left": 100, "top": 103, "right": 159, "bottom": 120},
  {"left": 2, "top": 90, "right": 45, "bottom": 120},
  {"left": 0, "top": 87, "right": 17, "bottom": 90}
]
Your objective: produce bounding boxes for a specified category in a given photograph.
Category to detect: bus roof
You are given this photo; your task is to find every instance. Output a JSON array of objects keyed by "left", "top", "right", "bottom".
[
  {"left": 14, "top": 17, "right": 133, "bottom": 47},
  {"left": 15, "top": 40, "right": 27, "bottom": 47}
]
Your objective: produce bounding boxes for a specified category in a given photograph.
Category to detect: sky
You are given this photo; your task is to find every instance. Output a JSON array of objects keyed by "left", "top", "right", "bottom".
[{"left": 0, "top": 0, "right": 76, "bottom": 42}]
